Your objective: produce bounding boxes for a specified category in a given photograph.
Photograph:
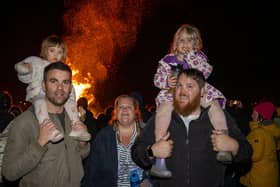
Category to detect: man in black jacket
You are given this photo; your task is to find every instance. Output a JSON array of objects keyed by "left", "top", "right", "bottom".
[{"left": 131, "top": 68, "right": 252, "bottom": 187}]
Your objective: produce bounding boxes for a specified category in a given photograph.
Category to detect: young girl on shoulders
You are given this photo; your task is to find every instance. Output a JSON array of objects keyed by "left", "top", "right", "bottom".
[{"left": 15, "top": 35, "right": 91, "bottom": 143}]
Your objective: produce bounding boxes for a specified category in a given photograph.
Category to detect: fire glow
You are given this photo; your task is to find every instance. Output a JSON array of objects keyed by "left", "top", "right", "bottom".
[
  {"left": 71, "top": 69, "right": 92, "bottom": 103},
  {"left": 63, "top": 0, "right": 150, "bottom": 114}
]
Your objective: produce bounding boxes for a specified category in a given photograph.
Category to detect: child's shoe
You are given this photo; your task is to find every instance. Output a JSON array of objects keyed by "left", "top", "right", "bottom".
[
  {"left": 150, "top": 158, "right": 172, "bottom": 178},
  {"left": 216, "top": 151, "right": 232, "bottom": 163},
  {"left": 50, "top": 129, "right": 64, "bottom": 143},
  {"left": 69, "top": 121, "right": 91, "bottom": 141},
  {"left": 69, "top": 129, "right": 91, "bottom": 141}
]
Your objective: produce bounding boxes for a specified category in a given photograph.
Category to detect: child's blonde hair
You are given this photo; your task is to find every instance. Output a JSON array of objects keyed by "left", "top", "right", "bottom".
[
  {"left": 40, "top": 35, "right": 67, "bottom": 62},
  {"left": 170, "top": 24, "right": 203, "bottom": 53}
]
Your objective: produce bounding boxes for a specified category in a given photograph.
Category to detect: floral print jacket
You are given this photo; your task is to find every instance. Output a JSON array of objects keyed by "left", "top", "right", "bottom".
[{"left": 154, "top": 51, "right": 226, "bottom": 108}]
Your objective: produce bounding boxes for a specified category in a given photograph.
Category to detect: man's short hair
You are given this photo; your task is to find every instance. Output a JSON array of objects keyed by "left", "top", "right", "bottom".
[
  {"left": 177, "top": 68, "right": 206, "bottom": 89},
  {"left": 43, "top": 62, "right": 72, "bottom": 81}
]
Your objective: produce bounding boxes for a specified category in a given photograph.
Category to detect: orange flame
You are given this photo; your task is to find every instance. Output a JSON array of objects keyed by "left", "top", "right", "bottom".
[
  {"left": 71, "top": 69, "right": 92, "bottom": 101},
  {"left": 63, "top": 0, "right": 150, "bottom": 114},
  {"left": 70, "top": 67, "right": 97, "bottom": 114}
]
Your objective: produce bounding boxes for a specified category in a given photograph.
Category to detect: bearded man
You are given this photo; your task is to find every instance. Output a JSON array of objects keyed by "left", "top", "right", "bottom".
[
  {"left": 132, "top": 68, "right": 252, "bottom": 187},
  {"left": 2, "top": 62, "right": 90, "bottom": 187}
]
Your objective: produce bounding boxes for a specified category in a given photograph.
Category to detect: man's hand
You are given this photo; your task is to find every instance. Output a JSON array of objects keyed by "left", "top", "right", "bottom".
[
  {"left": 211, "top": 130, "right": 239, "bottom": 156},
  {"left": 151, "top": 132, "right": 174, "bottom": 158},
  {"left": 37, "top": 119, "right": 59, "bottom": 146}
]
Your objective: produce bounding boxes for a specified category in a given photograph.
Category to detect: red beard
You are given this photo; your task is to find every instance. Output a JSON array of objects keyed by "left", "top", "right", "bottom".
[{"left": 173, "top": 93, "right": 201, "bottom": 116}]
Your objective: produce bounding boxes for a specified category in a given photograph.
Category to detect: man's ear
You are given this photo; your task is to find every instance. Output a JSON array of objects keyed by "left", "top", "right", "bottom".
[
  {"left": 70, "top": 83, "right": 73, "bottom": 94},
  {"left": 42, "top": 80, "right": 46, "bottom": 92},
  {"left": 200, "top": 87, "right": 205, "bottom": 97}
]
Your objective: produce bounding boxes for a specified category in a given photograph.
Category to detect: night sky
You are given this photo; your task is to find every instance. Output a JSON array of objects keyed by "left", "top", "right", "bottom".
[{"left": 1, "top": 0, "right": 279, "bottom": 110}]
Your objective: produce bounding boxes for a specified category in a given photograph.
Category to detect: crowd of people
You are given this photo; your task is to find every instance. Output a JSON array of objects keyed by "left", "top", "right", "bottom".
[{"left": 0, "top": 23, "right": 280, "bottom": 187}]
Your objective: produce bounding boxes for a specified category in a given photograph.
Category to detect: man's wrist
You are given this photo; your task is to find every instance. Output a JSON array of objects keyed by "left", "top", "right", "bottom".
[{"left": 37, "top": 138, "right": 48, "bottom": 147}]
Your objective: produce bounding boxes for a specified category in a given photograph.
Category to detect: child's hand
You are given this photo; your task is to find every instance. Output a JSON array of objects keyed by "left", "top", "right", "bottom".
[
  {"left": 183, "top": 50, "right": 195, "bottom": 60},
  {"left": 15, "top": 61, "right": 32, "bottom": 74},
  {"left": 167, "top": 74, "right": 177, "bottom": 88},
  {"left": 182, "top": 47, "right": 192, "bottom": 54},
  {"left": 23, "top": 62, "right": 33, "bottom": 71}
]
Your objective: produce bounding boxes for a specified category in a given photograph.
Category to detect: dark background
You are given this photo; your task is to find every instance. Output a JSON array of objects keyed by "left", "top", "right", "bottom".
[{"left": 0, "top": 0, "right": 279, "bottom": 110}]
